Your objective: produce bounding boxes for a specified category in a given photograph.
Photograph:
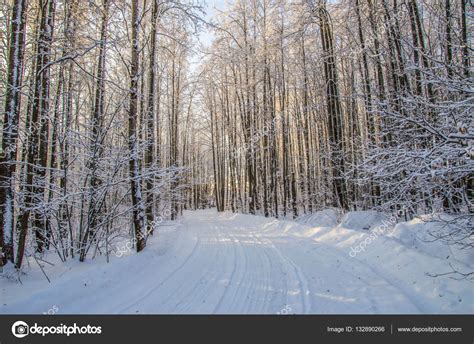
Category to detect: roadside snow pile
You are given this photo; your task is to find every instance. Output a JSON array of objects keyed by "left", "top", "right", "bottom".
[
  {"left": 0, "top": 221, "right": 181, "bottom": 314},
  {"left": 297, "top": 208, "right": 340, "bottom": 228},
  {"left": 339, "top": 211, "right": 387, "bottom": 230},
  {"left": 390, "top": 218, "right": 474, "bottom": 266},
  {"left": 294, "top": 211, "right": 474, "bottom": 313}
]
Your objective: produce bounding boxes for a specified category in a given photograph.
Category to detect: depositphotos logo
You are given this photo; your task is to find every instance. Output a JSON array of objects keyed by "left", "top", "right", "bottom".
[{"left": 11, "top": 320, "right": 102, "bottom": 338}]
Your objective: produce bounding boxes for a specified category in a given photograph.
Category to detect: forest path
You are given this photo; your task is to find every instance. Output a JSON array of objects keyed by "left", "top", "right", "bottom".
[
  {"left": 115, "top": 209, "right": 421, "bottom": 314},
  {"left": 1, "top": 209, "right": 422, "bottom": 314}
]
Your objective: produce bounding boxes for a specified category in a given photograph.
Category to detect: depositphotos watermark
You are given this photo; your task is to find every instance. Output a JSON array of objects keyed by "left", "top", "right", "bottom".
[
  {"left": 11, "top": 320, "right": 102, "bottom": 338},
  {"left": 115, "top": 208, "right": 172, "bottom": 257},
  {"left": 348, "top": 209, "right": 405, "bottom": 258},
  {"left": 276, "top": 305, "right": 293, "bottom": 315}
]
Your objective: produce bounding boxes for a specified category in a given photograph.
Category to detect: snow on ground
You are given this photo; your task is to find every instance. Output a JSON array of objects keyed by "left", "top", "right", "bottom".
[{"left": 1, "top": 209, "right": 472, "bottom": 314}]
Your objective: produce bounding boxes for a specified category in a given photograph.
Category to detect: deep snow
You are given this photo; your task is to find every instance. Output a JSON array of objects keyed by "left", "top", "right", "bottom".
[{"left": 1, "top": 209, "right": 472, "bottom": 314}]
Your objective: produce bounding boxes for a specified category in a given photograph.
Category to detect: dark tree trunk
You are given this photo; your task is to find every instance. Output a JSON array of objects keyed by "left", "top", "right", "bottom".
[
  {"left": 315, "top": 1, "right": 348, "bottom": 210},
  {"left": 0, "top": 0, "right": 28, "bottom": 266},
  {"left": 144, "top": 0, "right": 160, "bottom": 231},
  {"left": 129, "top": 0, "right": 146, "bottom": 252}
]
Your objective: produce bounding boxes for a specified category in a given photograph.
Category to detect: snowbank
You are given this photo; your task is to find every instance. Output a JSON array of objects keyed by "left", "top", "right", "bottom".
[
  {"left": 292, "top": 211, "right": 474, "bottom": 313},
  {"left": 296, "top": 208, "right": 340, "bottom": 228}
]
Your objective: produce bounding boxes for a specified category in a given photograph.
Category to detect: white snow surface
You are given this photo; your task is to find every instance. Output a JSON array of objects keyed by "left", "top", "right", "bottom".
[{"left": 1, "top": 209, "right": 472, "bottom": 314}]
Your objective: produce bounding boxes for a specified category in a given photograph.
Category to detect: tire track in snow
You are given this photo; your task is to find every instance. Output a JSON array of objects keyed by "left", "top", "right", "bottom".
[
  {"left": 249, "top": 232, "right": 287, "bottom": 313},
  {"left": 255, "top": 234, "right": 312, "bottom": 314},
  {"left": 118, "top": 231, "right": 201, "bottom": 313},
  {"left": 213, "top": 232, "right": 238, "bottom": 313},
  {"left": 171, "top": 235, "right": 222, "bottom": 312},
  {"left": 122, "top": 211, "right": 418, "bottom": 314},
  {"left": 224, "top": 231, "right": 249, "bottom": 313}
]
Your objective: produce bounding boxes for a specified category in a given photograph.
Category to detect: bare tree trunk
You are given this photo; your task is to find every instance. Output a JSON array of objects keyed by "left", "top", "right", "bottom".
[
  {"left": 16, "top": 0, "right": 56, "bottom": 267},
  {"left": 314, "top": 1, "right": 348, "bottom": 210},
  {"left": 460, "top": 0, "right": 470, "bottom": 78},
  {"left": 59, "top": 0, "right": 77, "bottom": 259},
  {"left": 129, "top": 0, "right": 146, "bottom": 252},
  {"left": 79, "top": 0, "right": 109, "bottom": 262},
  {"left": 0, "top": 0, "right": 28, "bottom": 266},
  {"left": 445, "top": 0, "right": 453, "bottom": 78},
  {"left": 144, "top": 0, "right": 160, "bottom": 232},
  {"left": 33, "top": 0, "right": 56, "bottom": 253}
]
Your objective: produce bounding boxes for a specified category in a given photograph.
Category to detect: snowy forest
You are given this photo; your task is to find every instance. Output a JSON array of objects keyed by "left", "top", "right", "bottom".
[{"left": 0, "top": 0, "right": 472, "bottom": 315}]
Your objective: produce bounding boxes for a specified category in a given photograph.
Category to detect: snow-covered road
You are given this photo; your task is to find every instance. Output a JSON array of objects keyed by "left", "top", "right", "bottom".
[
  {"left": 133, "top": 209, "right": 423, "bottom": 314},
  {"left": 7, "top": 208, "right": 467, "bottom": 314}
]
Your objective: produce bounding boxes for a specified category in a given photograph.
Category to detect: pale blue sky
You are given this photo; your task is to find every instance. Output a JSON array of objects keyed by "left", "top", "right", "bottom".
[
  {"left": 188, "top": 0, "right": 227, "bottom": 72},
  {"left": 198, "top": 0, "right": 227, "bottom": 47}
]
